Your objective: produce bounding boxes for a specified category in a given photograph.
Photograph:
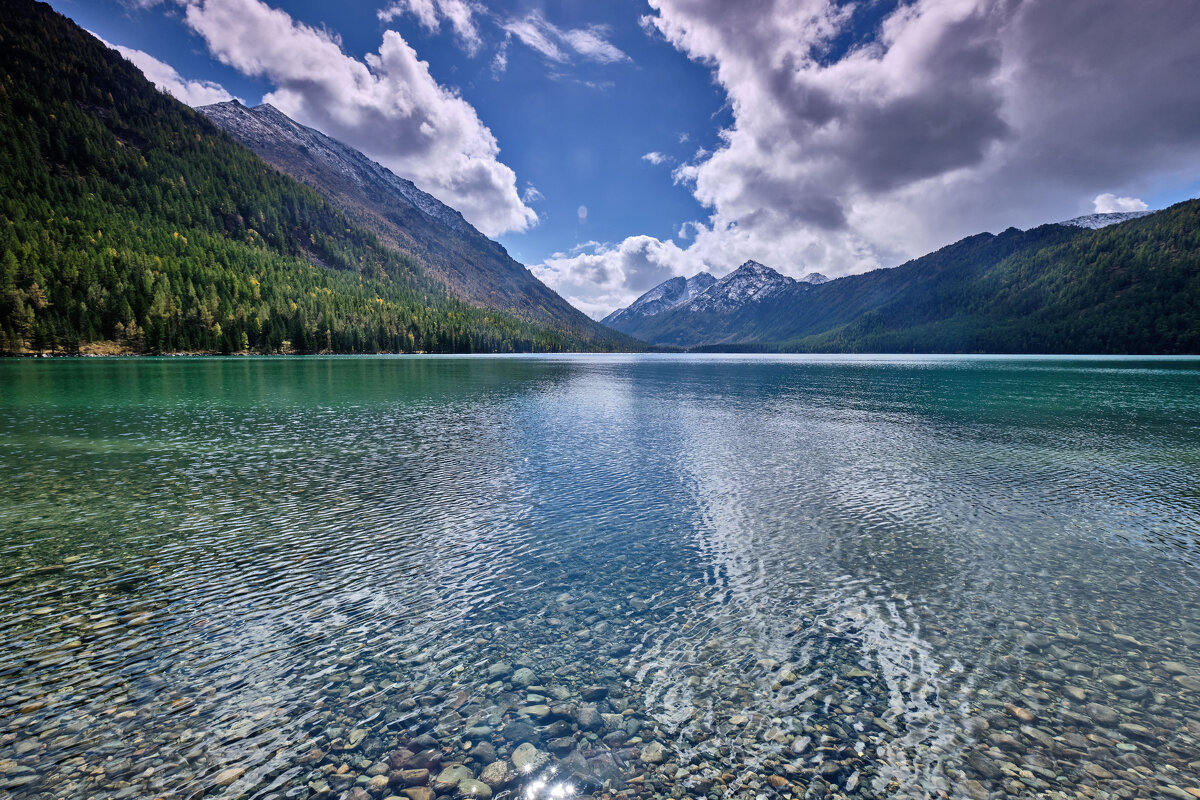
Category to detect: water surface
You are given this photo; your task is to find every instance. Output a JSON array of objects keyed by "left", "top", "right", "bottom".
[{"left": 2, "top": 355, "right": 1199, "bottom": 800}]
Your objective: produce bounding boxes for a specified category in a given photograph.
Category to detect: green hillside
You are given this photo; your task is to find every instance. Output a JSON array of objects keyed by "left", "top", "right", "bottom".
[
  {"left": 773, "top": 202, "right": 1200, "bottom": 354},
  {"left": 0, "top": 0, "right": 632, "bottom": 354}
]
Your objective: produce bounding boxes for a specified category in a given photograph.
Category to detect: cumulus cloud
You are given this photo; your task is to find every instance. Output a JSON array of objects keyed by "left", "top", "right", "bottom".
[
  {"left": 99, "top": 36, "right": 234, "bottom": 107},
  {"left": 642, "top": 151, "right": 670, "bottom": 166},
  {"left": 378, "top": 0, "right": 482, "bottom": 56},
  {"left": 552, "top": 0, "right": 1200, "bottom": 317},
  {"left": 531, "top": 237, "right": 692, "bottom": 318},
  {"left": 179, "top": 0, "right": 535, "bottom": 236},
  {"left": 1093, "top": 193, "right": 1149, "bottom": 213},
  {"left": 501, "top": 12, "right": 629, "bottom": 66}
]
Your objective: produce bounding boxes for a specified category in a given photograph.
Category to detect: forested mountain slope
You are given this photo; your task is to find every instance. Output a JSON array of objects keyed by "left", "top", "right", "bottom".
[
  {"left": 781, "top": 201, "right": 1200, "bottom": 354},
  {"left": 0, "top": 0, "right": 634, "bottom": 354},
  {"left": 198, "top": 100, "right": 628, "bottom": 349}
]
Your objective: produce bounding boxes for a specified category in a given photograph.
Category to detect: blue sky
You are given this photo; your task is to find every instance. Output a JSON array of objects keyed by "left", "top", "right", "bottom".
[{"left": 54, "top": 0, "right": 1200, "bottom": 316}]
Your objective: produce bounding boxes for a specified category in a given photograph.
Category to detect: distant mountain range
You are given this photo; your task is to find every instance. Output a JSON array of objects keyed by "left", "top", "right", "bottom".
[
  {"left": 198, "top": 100, "right": 624, "bottom": 348},
  {"left": 603, "top": 263, "right": 828, "bottom": 342},
  {"left": 603, "top": 205, "right": 1200, "bottom": 353}
]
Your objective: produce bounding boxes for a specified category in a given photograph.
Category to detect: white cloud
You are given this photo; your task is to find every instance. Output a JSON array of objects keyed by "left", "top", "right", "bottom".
[
  {"left": 561, "top": 26, "right": 631, "bottom": 65},
  {"left": 379, "top": 0, "right": 435, "bottom": 28},
  {"left": 531, "top": 237, "right": 693, "bottom": 318},
  {"left": 491, "top": 35, "right": 510, "bottom": 77},
  {"left": 98, "top": 36, "right": 234, "bottom": 107},
  {"left": 641, "top": 151, "right": 670, "bottom": 166},
  {"left": 522, "top": 184, "right": 544, "bottom": 203},
  {"left": 180, "top": 0, "right": 535, "bottom": 236},
  {"left": 1093, "top": 193, "right": 1149, "bottom": 213},
  {"left": 501, "top": 12, "right": 629, "bottom": 66},
  {"left": 501, "top": 15, "right": 567, "bottom": 62},
  {"left": 378, "top": 0, "right": 482, "bottom": 56},
  {"left": 554, "top": 0, "right": 1200, "bottom": 318}
]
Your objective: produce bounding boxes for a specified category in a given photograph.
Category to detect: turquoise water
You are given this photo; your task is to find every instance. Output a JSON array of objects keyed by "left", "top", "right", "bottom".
[{"left": 1, "top": 355, "right": 1199, "bottom": 800}]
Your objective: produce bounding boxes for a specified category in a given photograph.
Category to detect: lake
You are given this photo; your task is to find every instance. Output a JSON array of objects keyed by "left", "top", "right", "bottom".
[{"left": 1, "top": 354, "right": 1199, "bottom": 800}]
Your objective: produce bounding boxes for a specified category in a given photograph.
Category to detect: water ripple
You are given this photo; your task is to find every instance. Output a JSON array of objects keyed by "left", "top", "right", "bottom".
[{"left": 0, "top": 356, "right": 1198, "bottom": 800}]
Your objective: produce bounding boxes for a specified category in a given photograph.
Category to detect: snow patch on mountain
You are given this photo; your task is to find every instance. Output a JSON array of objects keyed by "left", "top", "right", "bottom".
[{"left": 1055, "top": 211, "right": 1153, "bottom": 230}]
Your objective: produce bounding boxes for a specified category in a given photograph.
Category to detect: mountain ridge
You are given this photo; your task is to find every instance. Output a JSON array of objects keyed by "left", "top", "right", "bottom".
[
  {"left": 604, "top": 205, "right": 1200, "bottom": 353},
  {"left": 601, "top": 272, "right": 715, "bottom": 327},
  {"left": 1056, "top": 210, "right": 1153, "bottom": 230},
  {"left": 198, "top": 100, "right": 630, "bottom": 349},
  {"left": 605, "top": 261, "right": 827, "bottom": 342}
]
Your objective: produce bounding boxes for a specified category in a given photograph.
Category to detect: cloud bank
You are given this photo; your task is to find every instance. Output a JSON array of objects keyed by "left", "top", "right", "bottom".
[
  {"left": 539, "top": 0, "right": 1200, "bottom": 316},
  {"left": 180, "top": 0, "right": 535, "bottom": 237}
]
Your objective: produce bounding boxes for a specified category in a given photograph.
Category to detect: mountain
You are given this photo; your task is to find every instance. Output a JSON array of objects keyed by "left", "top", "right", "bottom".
[
  {"left": 0, "top": 0, "right": 634, "bottom": 354},
  {"left": 610, "top": 203, "right": 1200, "bottom": 353},
  {"left": 605, "top": 263, "right": 834, "bottom": 339},
  {"left": 686, "top": 261, "right": 797, "bottom": 313},
  {"left": 601, "top": 273, "right": 714, "bottom": 327},
  {"left": 1057, "top": 211, "right": 1153, "bottom": 230},
  {"left": 198, "top": 100, "right": 626, "bottom": 349},
  {"left": 605, "top": 261, "right": 826, "bottom": 344}
]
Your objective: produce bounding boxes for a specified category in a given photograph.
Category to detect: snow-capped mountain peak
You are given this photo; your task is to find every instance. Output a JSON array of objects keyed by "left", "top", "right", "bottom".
[
  {"left": 687, "top": 260, "right": 796, "bottom": 312},
  {"left": 601, "top": 272, "right": 715, "bottom": 325},
  {"left": 604, "top": 260, "right": 822, "bottom": 327}
]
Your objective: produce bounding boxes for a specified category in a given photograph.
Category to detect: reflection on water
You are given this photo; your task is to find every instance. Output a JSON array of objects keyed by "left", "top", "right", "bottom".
[{"left": 1, "top": 355, "right": 1199, "bottom": 800}]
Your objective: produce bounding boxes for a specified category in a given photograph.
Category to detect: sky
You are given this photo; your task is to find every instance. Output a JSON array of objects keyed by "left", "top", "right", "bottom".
[{"left": 58, "top": 0, "right": 1200, "bottom": 318}]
